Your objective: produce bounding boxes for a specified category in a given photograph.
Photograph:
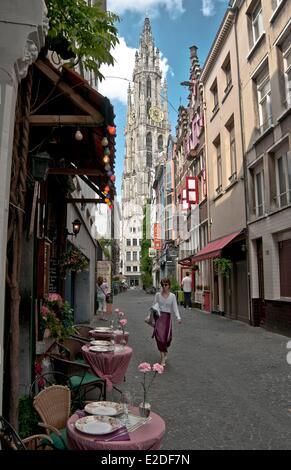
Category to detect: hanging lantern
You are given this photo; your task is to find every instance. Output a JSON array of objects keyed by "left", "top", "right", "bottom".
[
  {"left": 110, "top": 175, "right": 116, "bottom": 182},
  {"left": 107, "top": 126, "right": 116, "bottom": 136},
  {"left": 109, "top": 205, "right": 113, "bottom": 209},
  {"left": 104, "top": 147, "right": 110, "bottom": 156},
  {"left": 105, "top": 198, "right": 109, "bottom": 203},
  {"left": 105, "top": 185, "right": 110, "bottom": 193},
  {"left": 107, "top": 171, "right": 113, "bottom": 177},
  {"left": 103, "top": 156, "right": 110, "bottom": 164},
  {"left": 101, "top": 137, "right": 109, "bottom": 146},
  {"left": 105, "top": 164, "right": 111, "bottom": 171}
]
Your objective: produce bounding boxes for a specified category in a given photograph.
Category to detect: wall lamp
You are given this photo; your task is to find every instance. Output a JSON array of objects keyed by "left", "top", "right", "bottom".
[{"left": 65, "top": 218, "right": 82, "bottom": 237}]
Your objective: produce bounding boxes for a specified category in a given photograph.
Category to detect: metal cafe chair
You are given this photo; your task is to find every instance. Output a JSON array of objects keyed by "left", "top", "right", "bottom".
[
  {"left": 49, "top": 354, "right": 106, "bottom": 407},
  {"left": 0, "top": 415, "right": 54, "bottom": 450}
]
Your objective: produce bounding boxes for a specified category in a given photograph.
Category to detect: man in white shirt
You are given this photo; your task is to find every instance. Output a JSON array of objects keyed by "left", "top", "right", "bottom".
[{"left": 181, "top": 272, "right": 192, "bottom": 309}]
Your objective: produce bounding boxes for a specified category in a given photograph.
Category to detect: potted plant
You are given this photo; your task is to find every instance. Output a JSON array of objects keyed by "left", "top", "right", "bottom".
[
  {"left": 40, "top": 293, "right": 75, "bottom": 341},
  {"left": 59, "top": 248, "right": 89, "bottom": 272},
  {"left": 213, "top": 258, "right": 232, "bottom": 278},
  {"left": 106, "top": 293, "right": 113, "bottom": 315}
]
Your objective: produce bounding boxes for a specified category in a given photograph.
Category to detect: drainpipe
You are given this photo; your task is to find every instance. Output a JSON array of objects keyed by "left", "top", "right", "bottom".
[{"left": 233, "top": 6, "right": 253, "bottom": 325}]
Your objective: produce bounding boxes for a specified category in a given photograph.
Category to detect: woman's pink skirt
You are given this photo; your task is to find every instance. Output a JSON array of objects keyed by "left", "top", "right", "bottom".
[{"left": 153, "top": 312, "right": 172, "bottom": 353}]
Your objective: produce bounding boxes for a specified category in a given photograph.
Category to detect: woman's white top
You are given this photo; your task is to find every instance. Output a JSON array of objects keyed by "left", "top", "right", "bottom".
[
  {"left": 153, "top": 292, "right": 181, "bottom": 321},
  {"left": 96, "top": 284, "right": 106, "bottom": 300}
]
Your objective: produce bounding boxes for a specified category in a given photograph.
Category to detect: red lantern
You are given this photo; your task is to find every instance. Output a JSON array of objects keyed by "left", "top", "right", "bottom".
[
  {"left": 105, "top": 185, "right": 110, "bottom": 193},
  {"left": 107, "top": 126, "right": 116, "bottom": 136},
  {"left": 109, "top": 205, "right": 113, "bottom": 209},
  {"left": 110, "top": 175, "right": 116, "bottom": 182}
]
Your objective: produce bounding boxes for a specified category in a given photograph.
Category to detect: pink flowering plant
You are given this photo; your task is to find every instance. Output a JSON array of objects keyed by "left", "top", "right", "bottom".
[
  {"left": 119, "top": 318, "right": 128, "bottom": 344},
  {"left": 60, "top": 248, "right": 89, "bottom": 272},
  {"left": 40, "top": 293, "right": 75, "bottom": 340},
  {"left": 138, "top": 362, "right": 164, "bottom": 406}
]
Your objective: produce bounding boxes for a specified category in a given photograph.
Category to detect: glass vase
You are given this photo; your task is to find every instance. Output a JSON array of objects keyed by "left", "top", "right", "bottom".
[{"left": 138, "top": 402, "right": 151, "bottom": 418}]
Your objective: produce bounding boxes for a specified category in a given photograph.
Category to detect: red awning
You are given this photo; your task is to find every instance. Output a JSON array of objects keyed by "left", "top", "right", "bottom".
[{"left": 191, "top": 230, "right": 242, "bottom": 263}]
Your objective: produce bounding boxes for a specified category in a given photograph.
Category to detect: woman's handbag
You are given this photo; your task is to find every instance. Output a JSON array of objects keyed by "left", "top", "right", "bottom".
[{"left": 145, "top": 305, "right": 160, "bottom": 327}]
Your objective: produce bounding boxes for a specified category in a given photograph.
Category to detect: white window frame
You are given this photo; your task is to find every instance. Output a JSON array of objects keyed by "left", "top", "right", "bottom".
[
  {"left": 229, "top": 122, "right": 237, "bottom": 178},
  {"left": 254, "top": 167, "right": 265, "bottom": 217},
  {"left": 216, "top": 141, "right": 222, "bottom": 192},
  {"left": 275, "top": 153, "right": 291, "bottom": 208},
  {"left": 257, "top": 75, "right": 272, "bottom": 132},
  {"left": 252, "top": 2, "right": 264, "bottom": 45},
  {"left": 283, "top": 45, "right": 291, "bottom": 106}
]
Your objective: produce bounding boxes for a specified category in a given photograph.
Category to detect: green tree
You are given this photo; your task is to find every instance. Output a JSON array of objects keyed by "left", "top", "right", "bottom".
[
  {"left": 46, "top": 0, "right": 119, "bottom": 80},
  {"left": 140, "top": 204, "right": 153, "bottom": 288}
]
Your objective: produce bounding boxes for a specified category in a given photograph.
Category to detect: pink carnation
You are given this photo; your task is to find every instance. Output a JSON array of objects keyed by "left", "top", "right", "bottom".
[
  {"left": 138, "top": 362, "right": 152, "bottom": 373},
  {"left": 48, "top": 293, "right": 62, "bottom": 302},
  {"left": 119, "top": 319, "right": 127, "bottom": 327},
  {"left": 41, "top": 306, "right": 50, "bottom": 317},
  {"left": 152, "top": 363, "right": 164, "bottom": 374}
]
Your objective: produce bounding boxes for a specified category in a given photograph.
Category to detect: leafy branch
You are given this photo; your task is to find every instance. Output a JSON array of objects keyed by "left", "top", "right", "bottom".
[{"left": 46, "top": 0, "right": 120, "bottom": 80}]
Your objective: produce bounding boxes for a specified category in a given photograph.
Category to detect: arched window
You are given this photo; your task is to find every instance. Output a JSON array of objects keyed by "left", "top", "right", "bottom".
[
  {"left": 146, "top": 133, "right": 152, "bottom": 167},
  {"left": 158, "top": 135, "right": 163, "bottom": 152},
  {"left": 147, "top": 77, "right": 151, "bottom": 98},
  {"left": 147, "top": 101, "right": 151, "bottom": 118},
  {"left": 145, "top": 46, "right": 149, "bottom": 66}
]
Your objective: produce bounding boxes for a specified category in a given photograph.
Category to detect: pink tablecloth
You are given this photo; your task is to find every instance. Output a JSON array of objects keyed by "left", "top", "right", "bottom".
[
  {"left": 67, "top": 407, "right": 166, "bottom": 450},
  {"left": 81, "top": 345, "right": 133, "bottom": 391},
  {"left": 89, "top": 329, "right": 129, "bottom": 345}
]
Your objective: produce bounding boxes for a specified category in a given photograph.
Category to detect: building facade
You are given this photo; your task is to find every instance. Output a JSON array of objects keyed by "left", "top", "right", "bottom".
[
  {"left": 233, "top": 0, "right": 291, "bottom": 333},
  {"left": 121, "top": 17, "right": 170, "bottom": 287},
  {"left": 0, "top": 0, "right": 48, "bottom": 415},
  {"left": 199, "top": 7, "right": 248, "bottom": 322}
]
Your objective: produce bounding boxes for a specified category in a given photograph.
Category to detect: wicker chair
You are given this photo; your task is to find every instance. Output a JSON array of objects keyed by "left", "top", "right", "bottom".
[
  {"left": 71, "top": 325, "right": 92, "bottom": 342},
  {"left": 49, "top": 354, "right": 106, "bottom": 407},
  {"left": 33, "top": 385, "right": 71, "bottom": 450},
  {"left": 54, "top": 337, "right": 88, "bottom": 362},
  {"left": 0, "top": 416, "right": 53, "bottom": 450}
]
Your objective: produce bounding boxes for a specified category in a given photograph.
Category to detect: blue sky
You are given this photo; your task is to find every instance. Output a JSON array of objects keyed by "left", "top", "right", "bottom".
[{"left": 99, "top": 0, "right": 229, "bottom": 197}]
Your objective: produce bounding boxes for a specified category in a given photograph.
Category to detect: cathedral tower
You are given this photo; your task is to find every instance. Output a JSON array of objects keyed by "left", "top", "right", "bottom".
[{"left": 121, "top": 17, "right": 170, "bottom": 286}]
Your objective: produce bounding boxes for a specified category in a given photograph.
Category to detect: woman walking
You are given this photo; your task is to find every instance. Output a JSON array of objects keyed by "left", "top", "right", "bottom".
[
  {"left": 96, "top": 276, "right": 107, "bottom": 321},
  {"left": 152, "top": 278, "right": 182, "bottom": 366}
]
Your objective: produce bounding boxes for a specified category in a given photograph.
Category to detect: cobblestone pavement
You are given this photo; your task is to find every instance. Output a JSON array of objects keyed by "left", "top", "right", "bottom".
[{"left": 91, "top": 289, "right": 291, "bottom": 450}]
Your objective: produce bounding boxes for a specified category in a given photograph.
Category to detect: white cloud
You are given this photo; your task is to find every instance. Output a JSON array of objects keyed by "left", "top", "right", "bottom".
[
  {"left": 107, "top": 0, "right": 185, "bottom": 18},
  {"left": 99, "top": 37, "right": 171, "bottom": 105},
  {"left": 99, "top": 37, "right": 136, "bottom": 105},
  {"left": 201, "top": 0, "right": 227, "bottom": 17}
]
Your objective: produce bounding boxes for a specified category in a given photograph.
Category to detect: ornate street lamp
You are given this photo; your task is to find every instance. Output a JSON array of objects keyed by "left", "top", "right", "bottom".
[{"left": 65, "top": 219, "right": 82, "bottom": 237}]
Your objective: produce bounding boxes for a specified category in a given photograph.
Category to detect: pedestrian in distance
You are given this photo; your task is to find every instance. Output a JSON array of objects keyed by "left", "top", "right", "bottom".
[
  {"left": 96, "top": 276, "right": 107, "bottom": 321},
  {"left": 152, "top": 278, "right": 182, "bottom": 367},
  {"left": 181, "top": 272, "right": 192, "bottom": 309}
]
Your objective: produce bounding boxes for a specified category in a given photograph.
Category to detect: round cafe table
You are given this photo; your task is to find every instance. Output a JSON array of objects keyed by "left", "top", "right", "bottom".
[
  {"left": 89, "top": 328, "right": 129, "bottom": 345},
  {"left": 81, "top": 344, "right": 133, "bottom": 391},
  {"left": 67, "top": 407, "right": 166, "bottom": 450}
]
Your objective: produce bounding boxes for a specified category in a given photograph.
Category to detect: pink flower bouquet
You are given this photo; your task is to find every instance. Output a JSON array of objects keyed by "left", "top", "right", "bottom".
[{"left": 138, "top": 362, "right": 164, "bottom": 406}]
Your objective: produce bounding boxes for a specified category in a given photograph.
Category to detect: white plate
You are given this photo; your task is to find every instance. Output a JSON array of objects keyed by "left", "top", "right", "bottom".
[
  {"left": 94, "top": 327, "right": 112, "bottom": 332},
  {"left": 84, "top": 401, "right": 124, "bottom": 416},
  {"left": 88, "top": 345, "right": 114, "bottom": 352},
  {"left": 75, "top": 415, "right": 122, "bottom": 435},
  {"left": 90, "top": 340, "right": 112, "bottom": 347}
]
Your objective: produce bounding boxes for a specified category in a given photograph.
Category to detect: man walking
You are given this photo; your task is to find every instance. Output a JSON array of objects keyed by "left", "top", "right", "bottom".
[{"left": 181, "top": 272, "right": 192, "bottom": 309}]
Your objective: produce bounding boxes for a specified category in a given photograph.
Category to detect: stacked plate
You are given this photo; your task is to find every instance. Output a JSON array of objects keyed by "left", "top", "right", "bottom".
[
  {"left": 75, "top": 415, "right": 122, "bottom": 435},
  {"left": 84, "top": 401, "right": 124, "bottom": 416},
  {"left": 90, "top": 340, "right": 112, "bottom": 347},
  {"left": 88, "top": 345, "right": 114, "bottom": 352}
]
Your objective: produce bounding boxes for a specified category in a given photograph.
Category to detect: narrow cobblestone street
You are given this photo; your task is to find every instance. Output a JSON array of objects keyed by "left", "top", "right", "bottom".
[{"left": 98, "top": 289, "right": 291, "bottom": 450}]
